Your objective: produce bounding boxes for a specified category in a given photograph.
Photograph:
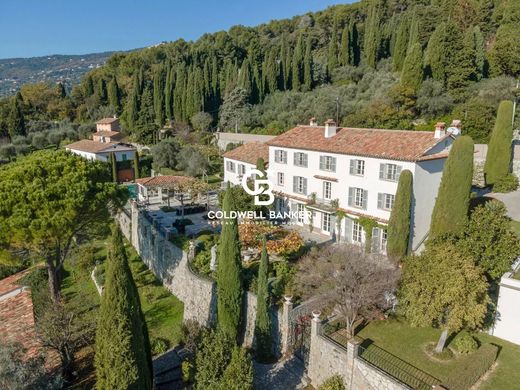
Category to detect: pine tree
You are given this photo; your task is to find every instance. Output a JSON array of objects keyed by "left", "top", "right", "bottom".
[
  {"left": 254, "top": 237, "right": 272, "bottom": 361},
  {"left": 387, "top": 170, "right": 413, "bottom": 261},
  {"left": 303, "top": 36, "right": 313, "bottom": 91},
  {"left": 217, "top": 187, "right": 243, "bottom": 342},
  {"left": 95, "top": 226, "right": 153, "bottom": 390},
  {"left": 7, "top": 94, "right": 26, "bottom": 138},
  {"left": 108, "top": 78, "right": 121, "bottom": 114},
  {"left": 400, "top": 42, "right": 423, "bottom": 92},
  {"left": 364, "top": 0, "right": 382, "bottom": 68},
  {"left": 392, "top": 16, "right": 409, "bottom": 71},
  {"left": 429, "top": 135, "right": 474, "bottom": 240},
  {"left": 327, "top": 18, "right": 338, "bottom": 71},
  {"left": 484, "top": 100, "right": 514, "bottom": 185}
]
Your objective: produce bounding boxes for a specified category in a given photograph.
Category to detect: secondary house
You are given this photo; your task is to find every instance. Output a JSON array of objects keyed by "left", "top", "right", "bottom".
[
  {"left": 223, "top": 141, "right": 269, "bottom": 186},
  {"left": 223, "top": 119, "right": 457, "bottom": 254}
]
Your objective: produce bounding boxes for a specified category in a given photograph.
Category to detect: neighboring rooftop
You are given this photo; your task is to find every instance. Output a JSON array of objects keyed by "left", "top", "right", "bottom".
[
  {"left": 136, "top": 175, "right": 195, "bottom": 188},
  {"left": 66, "top": 139, "right": 135, "bottom": 154},
  {"left": 94, "top": 130, "right": 121, "bottom": 137},
  {"left": 223, "top": 141, "right": 270, "bottom": 165},
  {"left": 96, "top": 117, "right": 119, "bottom": 124},
  {"left": 267, "top": 125, "right": 451, "bottom": 162}
]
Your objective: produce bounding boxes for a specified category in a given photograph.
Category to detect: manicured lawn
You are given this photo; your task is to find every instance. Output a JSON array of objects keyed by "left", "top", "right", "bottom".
[{"left": 356, "top": 319, "right": 520, "bottom": 389}]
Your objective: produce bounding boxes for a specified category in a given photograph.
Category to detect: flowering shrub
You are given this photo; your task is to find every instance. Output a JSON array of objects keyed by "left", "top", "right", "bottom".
[{"left": 239, "top": 222, "right": 304, "bottom": 257}]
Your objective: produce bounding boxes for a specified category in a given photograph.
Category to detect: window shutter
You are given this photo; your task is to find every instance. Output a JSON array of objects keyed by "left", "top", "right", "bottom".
[
  {"left": 396, "top": 165, "right": 402, "bottom": 180},
  {"left": 350, "top": 160, "right": 355, "bottom": 175},
  {"left": 293, "top": 177, "right": 297, "bottom": 193},
  {"left": 293, "top": 153, "right": 298, "bottom": 165},
  {"left": 348, "top": 187, "right": 354, "bottom": 206},
  {"left": 363, "top": 190, "right": 368, "bottom": 210},
  {"left": 304, "top": 154, "right": 308, "bottom": 167},
  {"left": 372, "top": 227, "right": 381, "bottom": 253},
  {"left": 377, "top": 193, "right": 383, "bottom": 209},
  {"left": 344, "top": 218, "right": 353, "bottom": 243},
  {"left": 379, "top": 163, "right": 385, "bottom": 179},
  {"left": 320, "top": 156, "right": 325, "bottom": 170},
  {"left": 331, "top": 157, "right": 337, "bottom": 172},
  {"left": 303, "top": 178, "right": 308, "bottom": 195}
]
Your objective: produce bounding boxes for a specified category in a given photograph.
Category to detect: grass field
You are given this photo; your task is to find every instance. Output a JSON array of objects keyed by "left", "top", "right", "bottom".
[
  {"left": 355, "top": 319, "right": 520, "bottom": 390},
  {"left": 511, "top": 220, "right": 520, "bottom": 237}
]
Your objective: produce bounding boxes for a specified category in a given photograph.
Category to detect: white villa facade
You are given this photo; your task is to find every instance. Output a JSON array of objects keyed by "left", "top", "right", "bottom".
[
  {"left": 223, "top": 142, "right": 269, "bottom": 186},
  {"left": 224, "top": 120, "right": 456, "bottom": 253}
]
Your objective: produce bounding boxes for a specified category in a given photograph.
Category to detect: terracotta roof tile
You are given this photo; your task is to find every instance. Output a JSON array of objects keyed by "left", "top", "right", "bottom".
[
  {"left": 223, "top": 142, "right": 269, "bottom": 165},
  {"left": 136, "top": 175, "right": 194, "bottom": 188},
  {"left": 66, "top": 140, "right": 135, "bottom": 154},
  {"left": 267, "top": 125, "right": 450, "bottom": 162},
  {"left": 96, "top": 117, "right": 119, "bottom": 124},
  {"left": 94, "top": 130, "right": 121, "bottom": 137}
]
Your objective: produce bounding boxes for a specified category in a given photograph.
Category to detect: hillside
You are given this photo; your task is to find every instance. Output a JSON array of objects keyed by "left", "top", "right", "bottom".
[
  {"left": 0, "top": 52, "right": 115, "bottom": 97},
  {"left": 0, "top": 0, "right": 519, "bottom": 147}
]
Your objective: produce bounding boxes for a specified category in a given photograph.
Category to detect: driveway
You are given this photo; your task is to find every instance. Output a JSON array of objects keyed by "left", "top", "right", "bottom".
[{"left": 489, "top": 190, "right": 520, "bottom": 221}]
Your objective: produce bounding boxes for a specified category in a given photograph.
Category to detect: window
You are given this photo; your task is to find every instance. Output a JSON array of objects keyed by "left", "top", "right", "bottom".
[
  {"left": 293, "top": 152, "right": 308, "bottom": 167},
  {"left": 319, "top": 155, "right": 337, "bottom": 172},
  {"left": 226, "top": 161, "right": 236, "bottom": 172},
  {"left": 296, "top": 203, "right": 305, "bottom": 223},
  {"left": 238, "top": 164, "right": 246, "bottom": 176},
  {"left": 277, "top": 172, "right": 285, "bottom": 186},
  {"left": 381, "top": 230, "right": 388, "bottom": 252},
  {"left": 323, "top": 181, "right": 332, "bottom": 200},
  {"left": 377, "top": 193, "right": 395, "bottom": 210},
  {"left": 349, "top": 159, "right": 365, "bottom": 176},
  {"left": 379, "top": 163, "right": 402, "bottom": 181},
  {"left": 322, "top": 213, "right": 331, "bottom": 232},
  {"left": 353, "top": 221, "right": 363, "bottom": 243},
  {"left": 122, "top": 153, "right": 127, "bottom": 161},
  {"left": 275, "top": 150, "right": 287, "bottom": 164},
  {"left": 348, "top": 187, "right": 367, "bottom": 209},
  {"left": 293, "top": 176, "right": 307, "bottom": 195}
]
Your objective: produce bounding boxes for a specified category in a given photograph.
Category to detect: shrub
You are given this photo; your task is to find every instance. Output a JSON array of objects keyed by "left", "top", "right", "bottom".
[
  {"left": 151, "top": 338, "right": 169, "bottom": 355},
  {"left": 443, "top": 344, "right": 498, "bottom": 390},
  {"left": 493, "top": 173, "right": 519, "bottom": 193},
  {"left": 182, "top": 359, "right": 195, "bottom": 383},
  {"left": 180, "top": 319, "right": 205, "bottom": 355},
  {"left": 318, "top": 375, "right": 345, "bottom": 390},
  {"left": 0, "top": 144, "right": 16, "bottom": 160},
  {"left": 452, "top": 331, "right": 478, "bottom": 354},
  {"left": 173, "top": 218, "right": 193, "bottom": 234}
]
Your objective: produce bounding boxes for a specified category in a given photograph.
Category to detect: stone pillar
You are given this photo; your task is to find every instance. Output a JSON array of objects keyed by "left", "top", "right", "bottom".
[
  {"left": 280, "top": 296, "right": 293, "bottom": 355},
  {"left": 307, "top": 311, "right": 322, "bottom": 387},
  {"left": 345, "top": 338, "right": 361, "bottom": 387}
]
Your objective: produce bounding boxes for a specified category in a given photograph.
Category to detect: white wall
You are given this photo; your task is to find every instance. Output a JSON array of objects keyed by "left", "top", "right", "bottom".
[
  {"left": 67, "top": 148, "right": 135, "bottom": 163},
  {"left": 223, "top": 157, "right": 256, "bottom": 186},
  {"left": 491, "top": 270, "right": 520, "bottom": 345}
]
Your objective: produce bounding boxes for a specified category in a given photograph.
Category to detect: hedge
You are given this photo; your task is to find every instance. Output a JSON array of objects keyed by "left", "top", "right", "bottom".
[{"left": 443, "top": 343, "right": 499, "bottom": 390}]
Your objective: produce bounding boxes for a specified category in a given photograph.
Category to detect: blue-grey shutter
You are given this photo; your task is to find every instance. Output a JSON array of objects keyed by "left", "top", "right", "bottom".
[
  {"left": 363, "top": 190, "right": 368, "bottom": 210},
  {"left": 293, "top": 153, "right": 298, "bottom": 165},
  {"left": 303, "top": 178, "right": 308, "bottom": 195},
  {"left": 396, "top": 165, "right": 402, "bottom": 180},
  {"left": 348, "top": 187, "right": 354, "bottom": 206},
  {"left": 350, "top": 160, "right": 355, "bottom": 175},
  {"left": 303, "top": 154, "right": 308, "bottom": 167},
  {"left": 379, "top": 163, "right": 385, "bottom": 179},
  {"left": 372, "top": 227, "right": 381, "bottom": 253},
  {"left": 377, "top": 193, "right": 383, "bottom": 209},
  {"left": 283, "top": 151, "right": 287, "bottom": 163},
  {"left": 331, "top": 157, "right": 337, "bottom": 172},
  {"left": 344, "top": 218, "right": 353, "bottom": 243},
  {"left": 320, "top": 156, "right": 325, "bottom": 170},
  {"left": 293, "top": 177, "right": 297, "bottom": 193}
]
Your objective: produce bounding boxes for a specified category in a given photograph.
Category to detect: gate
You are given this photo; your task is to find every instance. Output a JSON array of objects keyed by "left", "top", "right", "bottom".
[{"left": 290, "top": 313, "right": 312, "bottom": 365}]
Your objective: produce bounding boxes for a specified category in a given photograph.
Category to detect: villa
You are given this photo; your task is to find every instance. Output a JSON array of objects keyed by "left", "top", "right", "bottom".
[{"left": 223, "top": 119, "right": 459, "bottom": 253}]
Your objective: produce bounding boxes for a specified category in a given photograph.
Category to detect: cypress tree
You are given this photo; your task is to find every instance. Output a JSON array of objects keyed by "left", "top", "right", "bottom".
[
  {"left": 280, "top": 37, "right": 289, "bottom": 90},
  {"left": 238, "top": 59, "right": 252, "bottom": 94},
  {"left": 108, "top": 78, "right": 121, "bottom": 114},
  {"left": 340, "top": 25, "right": 351, "bottom": 66},
  {"left": 473, "top": 26, "right": 485, "bottom": 80},
  {"left": 364, "top": 0, "right": 382, "bottom": 68},
  {"left": 153, "top": 65, "right": 166, "bottom": 127},
  {"left": 447, "top": 27, "right": 478, "bottom": 99},
  {"left": 387, "top": 170, "right": 413, "bottom": 261},
  {"left": 57, "top": 82, "right": 66, "bottom": 98},
  {"left": 95, "top": 226, "right": 153, "bottom": 390},
  {"left": 217, "top": 187, "right": 243, "bottom": 342},
  {"left": 84, "top": 74, "right": 94, "bottom": 96},
  {"left": 424, "top": 22, "right": 448, "bottom": 83},
  {"left": 133, "top": 152, "right": 140, "bottom": 180},
  {"left": 429, "top": 136, "right": 474, "bottom": 240},
  {"left": 327, "top": 19, "right": 338, "bottom": 71},
  {"left": 484, "top": 100, "right": 514, "bottom": 185},
  {"left": 254, "top": 237, "right": 272, "bottom": 361},
  {"left": 110, "top": 152, "right": 118, "bottom": 182},
  {"left": 392, "top": 16, "right": 409, "bottom": 71},
  {"left": 137, "top": 83, "right": 155, "bottom": 126},
  {"left": 125, "top": 75, "right": 140, "bottom": 130},
  {"left": 164, "top": 65, "right": 174, "bottom": 121},
  {"left": 292, "top": 34, "right": 304, "bottom": 90},
  {"left": 400, "top": 42, "right": 423, "bottom": 92},
  {"left": 303, "top": 36, "right": 313, "bottom": 91},
  {"left": 7, "top": 95, "right": 26, "bottom": 138},
  {"left": 285, "top": 46, "right": 293, "bottom": 90},
  {"left": 96, "top": 78, "right": 107, "bottom": 105}
]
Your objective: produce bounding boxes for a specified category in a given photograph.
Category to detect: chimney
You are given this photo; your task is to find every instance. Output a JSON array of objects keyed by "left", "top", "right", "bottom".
[
  {"left": 434, "top": 122, "right": 446, "bottom": 139},
  {"left": 447, "top": 119, "right": 462, "bottom": 136},
  {"left": 309, "top": 117, "right": 318, "bottom": 126},
  {"left": 324, "top": 119, "right": 337, "bottom": 138}
]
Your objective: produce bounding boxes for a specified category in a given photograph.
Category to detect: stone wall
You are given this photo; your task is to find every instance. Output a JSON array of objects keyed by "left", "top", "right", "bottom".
[
  {"left": 118, "top": 201, "right": 287, "bottom": 353},
  {"left": 307, "top": 316, "right": 410, "bottom": 390}
]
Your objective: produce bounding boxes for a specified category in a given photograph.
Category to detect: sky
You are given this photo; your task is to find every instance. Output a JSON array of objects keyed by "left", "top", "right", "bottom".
[{"left": 0, "top": 0, "right": 353, "bottom": 59}]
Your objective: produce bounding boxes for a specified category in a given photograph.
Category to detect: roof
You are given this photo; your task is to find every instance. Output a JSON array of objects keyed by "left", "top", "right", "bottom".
[
  {"left": 136, "top": 175, "right": 194, "bottom": 188},
  {"left": 223, "top": 142, "right": 269, "bottom": 165},
  {"left": 66, "top": 140, "right": 135, "bottom": 154},
  {"left": 96, "top": 117, "right": 119, "bottom": 124},
  {"left": 267, "top": 125, "right": 451, "bottom": 162},
  {"left": 94, "top": 130, "right": 121, "bottom": 137}
]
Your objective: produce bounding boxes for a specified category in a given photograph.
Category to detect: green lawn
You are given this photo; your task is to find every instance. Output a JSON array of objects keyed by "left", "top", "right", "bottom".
[
  {"left": 356, "top": 319, "right": 520, "bottom": 390},
  {"left": 62, "top": 238, "right": 184, "bottom": 352},
  {"left": 511, "top": 220, "right": 520, "bottom": 238}
]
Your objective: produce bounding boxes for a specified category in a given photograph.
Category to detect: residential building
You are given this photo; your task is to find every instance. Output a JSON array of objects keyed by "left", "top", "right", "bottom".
[
  {"left": 223, "top": 141, "right": 269, "bottom": 186},
  {"left": 251, "top": 119, "right": 454, "bottom": 253},
  {"left": 136, "top": 175, "right": 194, "bottom": 204}
]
